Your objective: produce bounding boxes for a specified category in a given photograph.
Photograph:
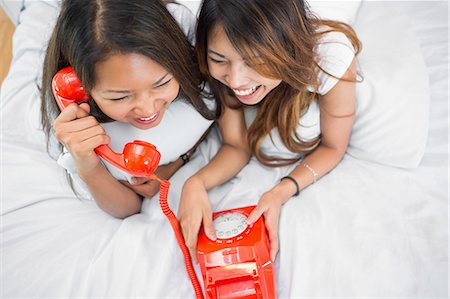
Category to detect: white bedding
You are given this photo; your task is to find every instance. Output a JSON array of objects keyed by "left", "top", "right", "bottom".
[{"left": 1, "top": 1, "right": 448, "bottom": 298}]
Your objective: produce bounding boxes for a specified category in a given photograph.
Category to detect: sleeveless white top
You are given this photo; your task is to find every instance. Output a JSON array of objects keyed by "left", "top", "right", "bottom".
[{"left": 244, "top": 30, "right": 356, "bottom": 160}]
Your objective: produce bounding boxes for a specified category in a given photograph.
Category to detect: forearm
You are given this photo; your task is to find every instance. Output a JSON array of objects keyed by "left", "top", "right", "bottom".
[
  {"left": 191, "top": 144, "right": 250, "bottom": 190},
  {"left": 78, "top": 164, "right": 142, "bottom": 218},
  {"left": 158, "top": 157, "right": 185, "bottom": 180},
  {"left": 156, "top": 134, "right": 208, "bottom": 181},
  {"left": 271, "top": 144, "right": 346, "bottom": 203}
]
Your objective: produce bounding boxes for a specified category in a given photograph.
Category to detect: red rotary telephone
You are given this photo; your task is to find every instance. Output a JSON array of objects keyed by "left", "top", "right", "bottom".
[
  {"left": 52, "top": 67, "right": 277, "bottom": 299},
  {"left": 197, "top": 206, "right": 276, "bottom": 298}
]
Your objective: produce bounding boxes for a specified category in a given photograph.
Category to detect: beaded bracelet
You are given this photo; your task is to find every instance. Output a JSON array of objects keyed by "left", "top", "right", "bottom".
[
  {"left": 280, "top": 176, "right": 300, "bottom": 196},
  {"left": 302, "top": 162, "right": 318, "bottom": 183}
]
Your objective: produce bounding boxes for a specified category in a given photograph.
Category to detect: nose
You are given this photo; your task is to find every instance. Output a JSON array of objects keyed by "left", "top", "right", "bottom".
[
  {"left": 133, "top": 93, "right": 156, "bottom": 116},
  {"left": 226, "top": 62, "right": 249, "bottom": 89}
]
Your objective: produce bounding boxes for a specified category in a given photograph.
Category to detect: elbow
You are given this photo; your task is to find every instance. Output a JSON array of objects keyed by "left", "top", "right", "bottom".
[
  {"left": 101, "top": 200, "right": 142, "bottom": 219},
  {"left": 321, "top": 143, "right": 348, "bottom": 165},
  {"left": 225, "top": 142, "right": 251, "bottom": 162},
  {"left": 113, "top": 209, "right": 140, "bottom": 219},
  {"left": 236, "top": 138, "right": 252, "bottom": 161},
  {"left": 333, "top": 146, "right": 348, "bottom": 163},
  {"left": 238, "top": 146, "right": 252, "bottom": 164},
  {"left": 336, "top": 146, "right": 348, "bottom": 161}
]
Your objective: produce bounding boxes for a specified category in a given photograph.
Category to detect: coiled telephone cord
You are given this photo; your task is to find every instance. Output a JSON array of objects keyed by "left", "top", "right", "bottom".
[{"left": 158, "top": 179, "right": 204, "bottom": 299}]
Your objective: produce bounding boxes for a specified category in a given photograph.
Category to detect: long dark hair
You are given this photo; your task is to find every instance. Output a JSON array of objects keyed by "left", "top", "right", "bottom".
[
  {"left": 196, "top": 0, "right": 361, "bottom": 166},
  {"left": 41, "top": 0, "right": 215, "bottom": 151}
]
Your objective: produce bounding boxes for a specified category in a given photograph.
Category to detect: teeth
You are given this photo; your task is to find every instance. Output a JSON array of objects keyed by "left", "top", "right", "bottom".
[
  {"left": 232, "top": 86, "right": 258, "bottom": 96},
  {"left": 139, "top": 113, "right": 157, "bottom": 121}
]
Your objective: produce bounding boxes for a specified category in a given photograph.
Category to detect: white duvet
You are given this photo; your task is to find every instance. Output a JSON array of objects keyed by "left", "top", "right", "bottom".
[{"left": 1, "top": 1, "right": 447, "bottom": 298}]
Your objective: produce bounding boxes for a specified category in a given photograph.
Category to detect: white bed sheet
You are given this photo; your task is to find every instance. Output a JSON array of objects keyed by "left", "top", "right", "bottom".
[{"left": 1, "top": 1, "right": 448, "bottom": 298}]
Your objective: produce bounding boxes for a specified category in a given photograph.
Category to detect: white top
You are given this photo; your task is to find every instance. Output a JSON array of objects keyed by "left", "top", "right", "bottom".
[
  {"left": 57, "top": 4, "right": 215, "bottom": 198},
  {"left": 244, "top": 30, "right": 355, "bottom": 160}
]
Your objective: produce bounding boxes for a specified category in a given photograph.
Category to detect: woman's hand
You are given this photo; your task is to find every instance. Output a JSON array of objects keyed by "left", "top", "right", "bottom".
[
  {"left": 178, "top": 176, "right": 216, "bottom": 262},
  {"left": 53, "top": 103, "right": 109, "bottom": 175},
  {"left": 247, "top": 181, "right": 293, "bottom": 261},
  {"left": 120, "top": 160, "right": 182, "bottom": 198},
  {"left": 120, "top": 176, "right": 159, "bottom": 199}
]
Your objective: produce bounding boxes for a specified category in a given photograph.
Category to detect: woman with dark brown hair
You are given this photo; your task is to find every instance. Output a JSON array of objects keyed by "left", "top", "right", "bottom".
[
  {"left": 179, "top": 0, "right": 361, "bottom": 261},
  {"left": 40, "top": 0, "right": 217, "bottom": 218}
]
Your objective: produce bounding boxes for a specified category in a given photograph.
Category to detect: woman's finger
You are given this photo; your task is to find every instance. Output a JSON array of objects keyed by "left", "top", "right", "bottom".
[
  {"left": 202, "top": 211, "right": 216, "bottom": 241},
  {"left": 264, "top": 209, "right": 280, "bottom": 261},
  {"left": 54, "top": 103, "right": 79, "bottom": 123},
  {"left": 247, "top": 203, "right": 266, "bottom": 224},
  {"left": 184, "top": 221, "right": 201, "bottom": 263},
  {"left": 266, "top": 222, "right": 279, "bottom": 261}
]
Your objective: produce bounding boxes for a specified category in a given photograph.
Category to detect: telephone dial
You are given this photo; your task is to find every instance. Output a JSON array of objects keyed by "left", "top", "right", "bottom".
[
  {"left": 52, "top": 67, "right": 277, "bottom": 299},
  {"left": 198, "top": 206, "right": 276, "bottom": 298}
]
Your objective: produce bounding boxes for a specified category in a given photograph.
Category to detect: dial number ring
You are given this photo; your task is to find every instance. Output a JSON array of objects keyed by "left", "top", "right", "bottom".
[{"left": 213, "top": 212, "right": 249, "bottom": 240}]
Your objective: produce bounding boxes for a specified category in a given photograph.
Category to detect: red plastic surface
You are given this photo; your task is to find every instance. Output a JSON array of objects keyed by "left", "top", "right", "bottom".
[
  {"left": 52, "top": 66, "right": 89, "bottom": 110},
  {"left": 197, "top": 206, "right": 277, "bottom": 299}
]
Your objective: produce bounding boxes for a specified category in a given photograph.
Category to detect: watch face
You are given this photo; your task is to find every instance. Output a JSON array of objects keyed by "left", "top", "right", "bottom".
[{"left": 213, "top": 212, "right": 248, "bottom": 239}]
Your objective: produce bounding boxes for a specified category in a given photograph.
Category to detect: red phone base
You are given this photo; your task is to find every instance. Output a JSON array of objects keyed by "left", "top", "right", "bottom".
[{"left": 197, "top": 206, "right": 277, "bottom": 299}]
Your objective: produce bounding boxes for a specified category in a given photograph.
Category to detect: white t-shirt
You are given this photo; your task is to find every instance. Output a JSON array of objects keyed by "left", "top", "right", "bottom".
[
  {"left": 244, "top": 30, "right": 355, "bottom": 160},
  {"left": 58, "top": 4, "right": 215, "bottom": 198}
]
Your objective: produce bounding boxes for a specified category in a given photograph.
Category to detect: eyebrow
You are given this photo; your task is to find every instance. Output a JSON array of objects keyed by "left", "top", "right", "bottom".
[
  {"left": 102, "top": 73, "right": 170, "bottom": 94},
  {"left": 207, "top": 50, "right": 226, "bottom": 58},
  {"left": 152, "top": 73, "right": 170, "bottom": 86},
  {"left": 103, "top": 90, "right": 130, "bottom": 94}
]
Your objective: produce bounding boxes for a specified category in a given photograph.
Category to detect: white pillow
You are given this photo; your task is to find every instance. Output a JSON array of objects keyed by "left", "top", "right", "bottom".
[
  {"left": 0, "top": 0, "right": 23, "bottom": 25},
  {"left": 179, "top": 0, "right": 362, "bottom": 24},
  {"left": 308, "top": 0, "right": 361, "bottom": 24},
  {"left": 348, "top": 2, "right": 430, "bottom": 168},
  {"left": 179, "top": 0, "right": 201, "bottom": 17}
]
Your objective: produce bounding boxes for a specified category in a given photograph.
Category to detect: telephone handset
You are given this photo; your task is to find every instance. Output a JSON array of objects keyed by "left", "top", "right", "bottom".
[
  {"left": 197, "top": 206, "right": 277, "bottom": 298},
  {"left": 52, "top": 67, "right": 160, "bottom": 178}
]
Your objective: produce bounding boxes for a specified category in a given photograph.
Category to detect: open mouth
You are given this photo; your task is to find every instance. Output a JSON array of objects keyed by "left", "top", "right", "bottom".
[
  {"left": 232, "top": 85, "right": 261, "bottom": 99},
  {"left": 135, "top": 112, "right": 159, "bottom": 124}
]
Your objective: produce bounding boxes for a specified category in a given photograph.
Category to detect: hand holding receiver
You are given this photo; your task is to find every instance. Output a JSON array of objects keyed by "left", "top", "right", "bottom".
[
  {"left": 52, "top": 67, "right": 161, "bottom": 179},
  {"left": 53, "top": 99, "right": 107, "bottom": 174},
  {"left": 179, "top": 176, "right": 216, "bottom": 262}
]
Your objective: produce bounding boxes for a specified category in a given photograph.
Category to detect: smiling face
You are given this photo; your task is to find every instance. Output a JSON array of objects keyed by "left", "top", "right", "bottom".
[
  {"left": 206, "top": 25, "right": 282, "bottom": 106},
  {"left": 90, "top": 53, "right": 180, "bottom": 130}
]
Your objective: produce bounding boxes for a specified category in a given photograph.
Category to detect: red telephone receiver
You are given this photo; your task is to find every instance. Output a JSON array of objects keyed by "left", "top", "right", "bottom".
[{"left": 52, "top": 66, "right": 160, "bottom": 178}]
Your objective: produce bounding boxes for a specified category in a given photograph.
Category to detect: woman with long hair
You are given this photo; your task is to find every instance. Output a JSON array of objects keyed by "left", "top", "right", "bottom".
[
  {"left": 40, "top": 0, "right": 217, "bottom": 218},
  {"left": 179, "top": 0, "right": 361, "bottom": 261}
]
